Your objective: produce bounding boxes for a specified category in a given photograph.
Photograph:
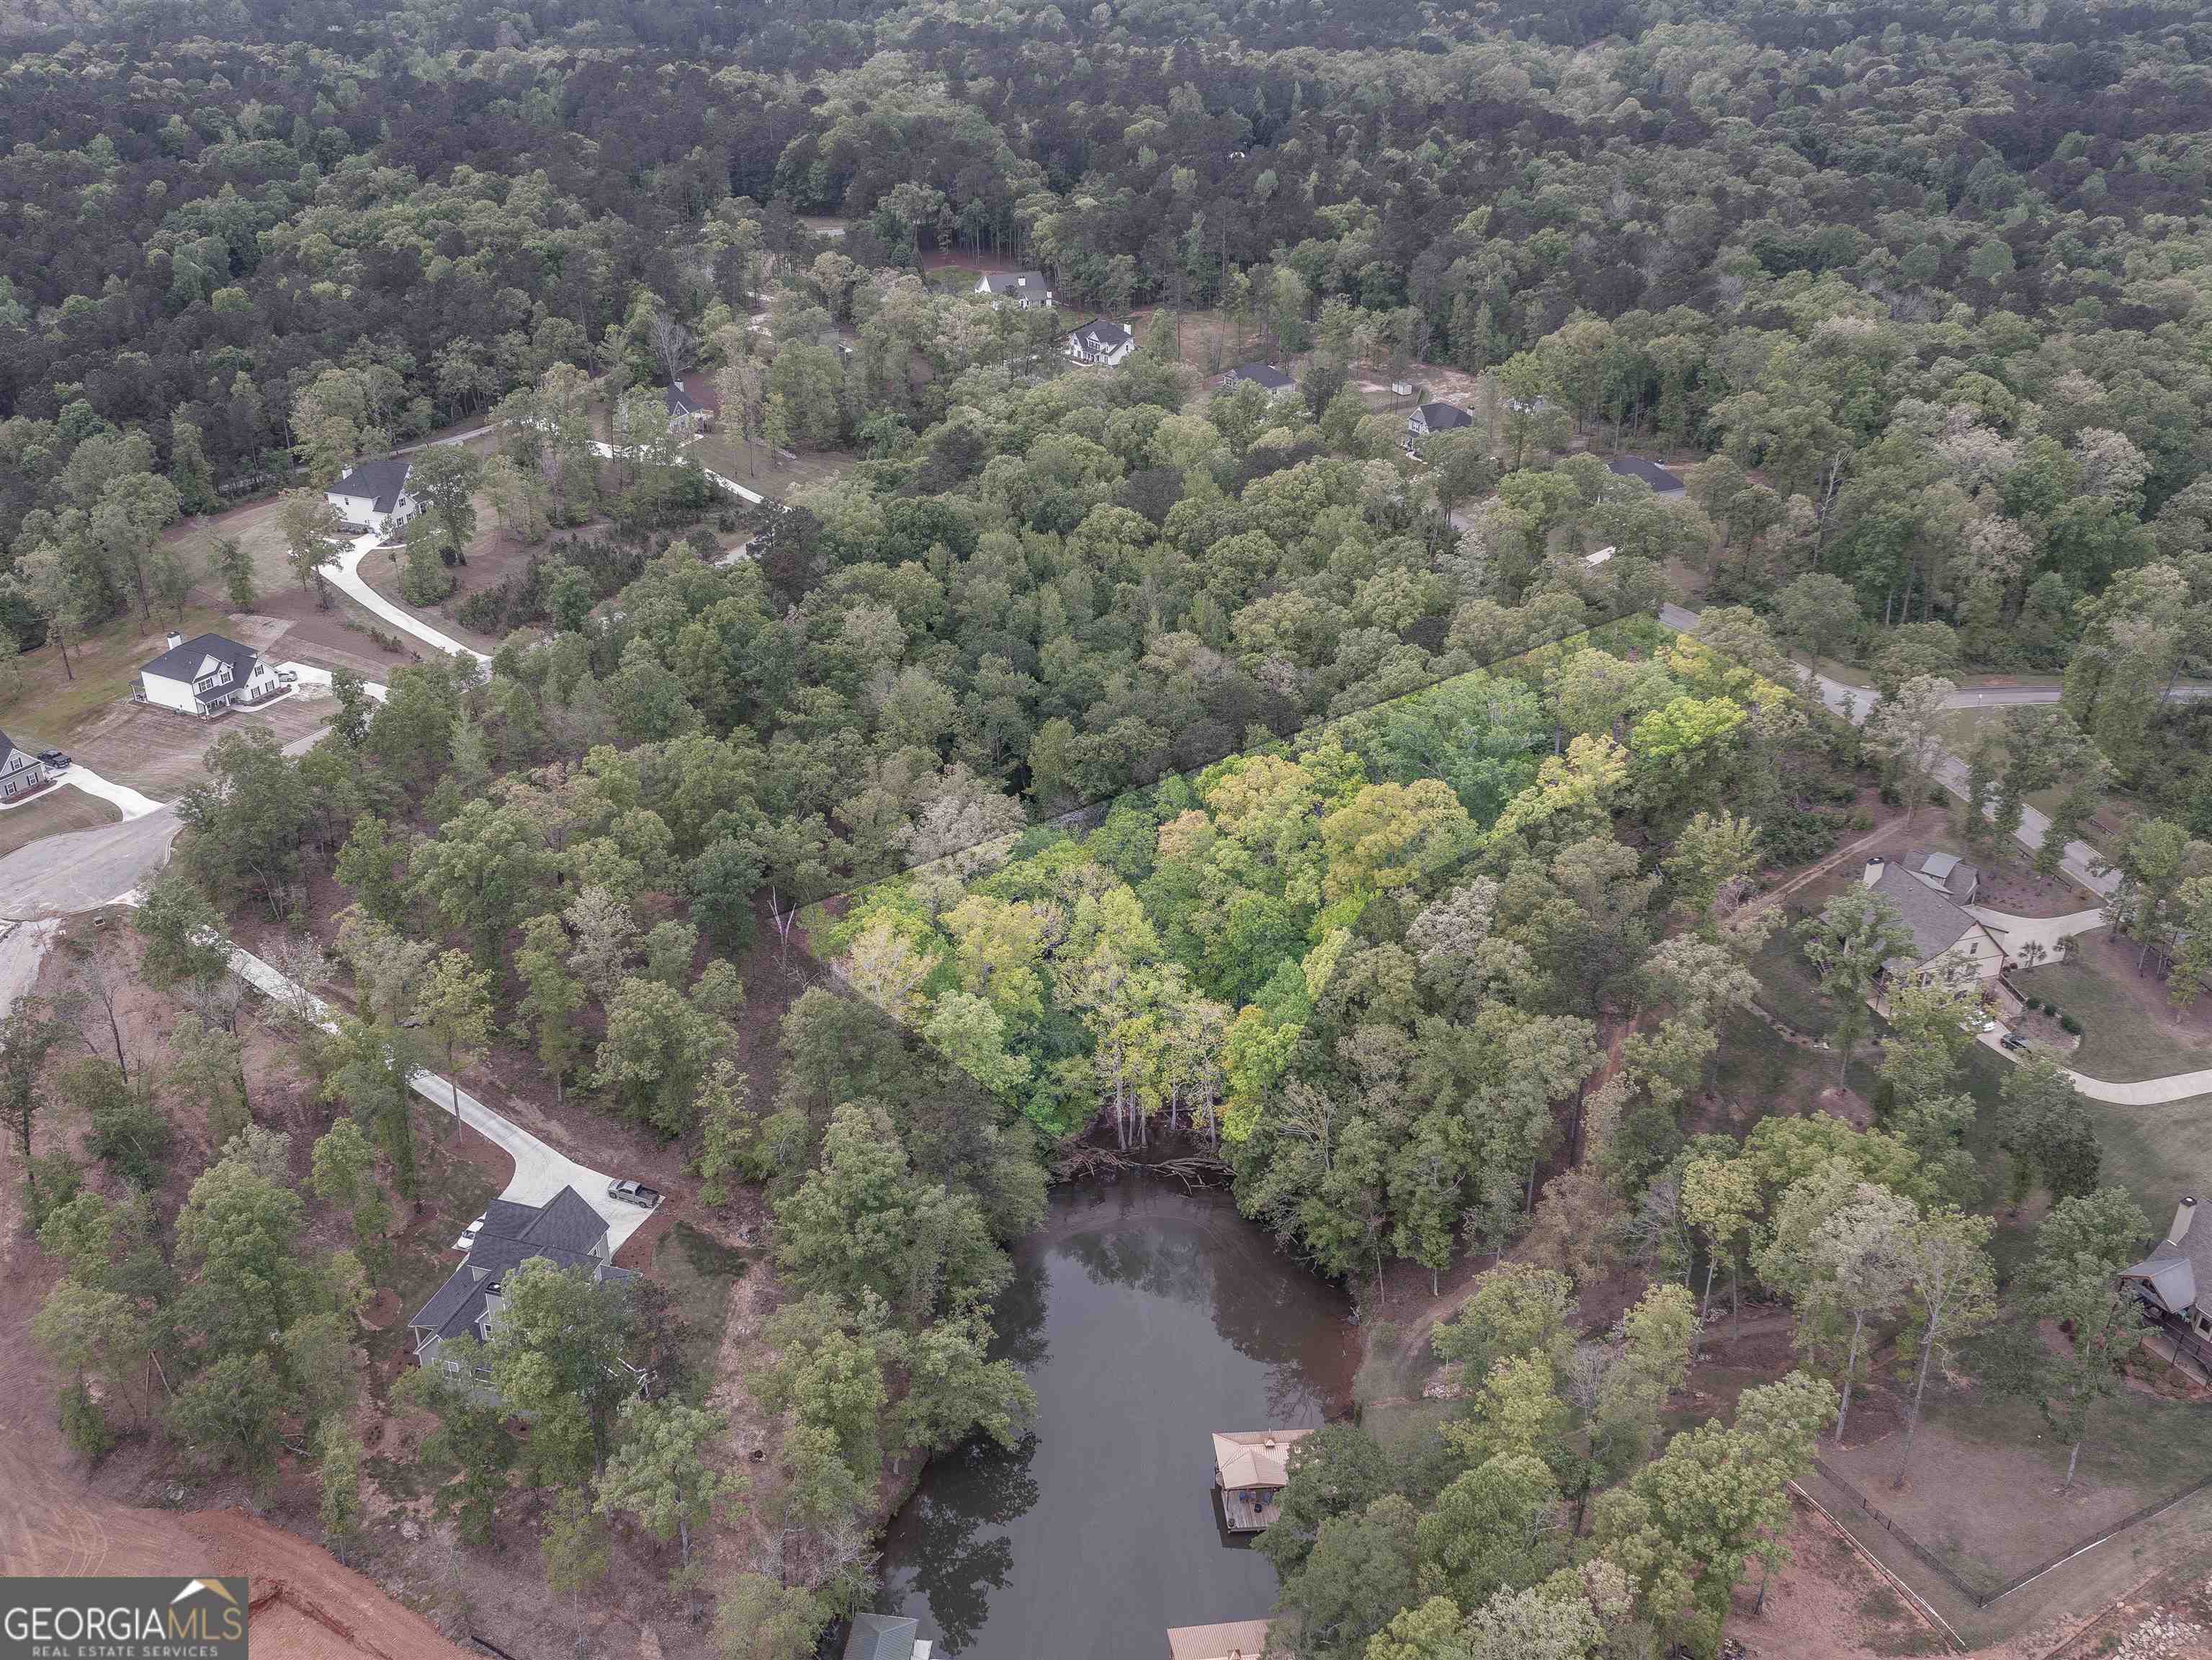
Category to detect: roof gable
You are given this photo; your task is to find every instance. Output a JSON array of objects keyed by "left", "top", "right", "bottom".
[
  {"left": 843, "top": 1613, "right": 919, "bottom": 1660},
  {"left": 329, "top": 457, "right": 413, "bottom": 516},
  {"left": 1606, "top": 454, "right": 1683, "bottom": 492},
  {"left": 521, "top": 1185, "right": 609, "bottom": 1254},
  {"left": 140, "top": 633, "right": 257, "bottom": 683},
  {"left": 1868, "top": 862, "right": 1988, "bottom": 963},
  {"left": 1417, "top": 401, "right": 1472, "bottom": 429},
  {"left": 1230, "top": 362, "right": 1294, "bottom": 390}
]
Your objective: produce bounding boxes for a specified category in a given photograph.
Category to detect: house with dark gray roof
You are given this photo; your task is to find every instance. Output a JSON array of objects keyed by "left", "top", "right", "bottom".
[
  {"left": 1226, "top": 362, "right": 1297, "bottom": 396},
  {"left": 842, "top": 1612, "right": 931, "bottom": 1660},
  {"left": 1861, "top": 856, "right": 2005, "bottom": 986},
  {"left": 136, "top": 632, "right": 290, "bottom": 718},
  {"left": 1066, "top": 318, "right": 1134, "bottom": 367},
  {"left": 1407, "top": 401, "right": 1473, "bottom": 445},
  {"left": 0, "top": 728, "right": 48, "bottom": 802},
  {"left": 665, "top": 374, "right": 720, "bottom": 434},
  {"left": 1605, "top": 454, "right": 1685, "bottom": 494},
  {"left": 325, "top": 456, "right": 419, "bottom": 535},
  {"left": 1909, "top": 850, "right": 1981, "bottom": 905},
  {"left": 975, "top": 270, "right": 1053, "bottom": 308},
  {"left": 2122, "top": 1197, "right": 2212, "bottom": 1350},
  {"left": 408, "top": 1185, "right": 635, "bottom": 1380}
]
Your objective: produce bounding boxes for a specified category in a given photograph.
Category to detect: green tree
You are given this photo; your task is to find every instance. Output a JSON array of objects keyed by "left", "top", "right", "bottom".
[
  {"left": 398, "top": 1342, "right": 516, "bottom": 1544},
  {"left": 168, "top": 1012, "right": 249, "bottom": 1153},
  {"left": 541, "top": 1486, "right": 612, "bottom": 1648},
  {"left": 318, "top": 1421, "right": 364, "bottom": 1563},
  {"left": 210, "top": 533, "right": 256, "bottom": 610},
  {"left": 1893, "top": 1208, "right": 1996, "bottom": 1488},
  {"left": 277, "top": 489, "right": 345, "bottom": 607},
  {"left": 2033, "top": 1224, "right": 2149, "bottom": 1491},
  {"left": 486, "top": 1258, "right": 636, "bottom": 1483},
  {"left": 516, "top": 912, "right": 588, "bottom": 1100},
  {"left": 1864, "top": 674, "right": 1956, "bottom": 826},
  {"left": 1276, "top": 1494, "right": 1422, "bottom": 1660},
  {"left": 593, "top": 976, "right": 729, "bottom": 1137},
  {"left": 420, "top": 950, "right": 493, "bottom": 1128},
  {"left": 1796, "top": 888, "right": 1914, "bottom": 1084},
  {"left": 596, "top": 1396, "right": 733, "bottom": 1605},
  {"left": 409, "top": 798, "right": 548, "bottom": 964}
]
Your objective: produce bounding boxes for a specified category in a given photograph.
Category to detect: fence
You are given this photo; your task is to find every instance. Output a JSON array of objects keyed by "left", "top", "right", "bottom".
[{"left": 1812, "top": 1454, "right": 2212, "bottom": 1611}]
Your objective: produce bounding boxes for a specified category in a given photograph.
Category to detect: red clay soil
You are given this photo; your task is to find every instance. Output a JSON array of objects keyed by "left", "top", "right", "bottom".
[{"left": 0, "top": 1244, "right": 474, "bottom": 1660}]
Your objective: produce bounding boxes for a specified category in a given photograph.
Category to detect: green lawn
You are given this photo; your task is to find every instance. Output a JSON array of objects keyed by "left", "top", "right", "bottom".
[
  {"left": 0, "top": 603, "right": 238, "bottom": 749},
  {"left": 654, "top": 1221, "right": 748, "bottom": 1401},
  {"left": 2011, "top": 960, "right": 2212, "bottom": 1084},
  {"left": 2072, "top": 1089, "right": 2212, "bottom": 1223}
]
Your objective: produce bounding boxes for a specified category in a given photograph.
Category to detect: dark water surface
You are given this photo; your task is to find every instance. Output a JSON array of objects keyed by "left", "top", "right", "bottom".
[{"left": 879, "top": 1180, "right": 1358, "bottom": 1660}]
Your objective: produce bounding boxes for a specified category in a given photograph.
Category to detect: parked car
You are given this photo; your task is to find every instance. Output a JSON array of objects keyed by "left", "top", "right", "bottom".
[
  {"left": 2000, "top": 1032, "right": 2030, "bottom": 1053},
  {"left": 37, "top": 749, "right": 69, "bottom": 770},
  {"left": 451, "top": 1214, "right": 485, "bottom": 1251},
  {"left": 607, "top": 1179, "right": 662, "bottom": 1209}
]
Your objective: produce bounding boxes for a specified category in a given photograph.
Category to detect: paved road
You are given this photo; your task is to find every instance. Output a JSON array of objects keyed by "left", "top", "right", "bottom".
[
  {"left": 1658, "top": 604, "right": 2119, "bottom": 898},
  {"left": 228, "top": 939, "right": 657, "bottom": 1249}
]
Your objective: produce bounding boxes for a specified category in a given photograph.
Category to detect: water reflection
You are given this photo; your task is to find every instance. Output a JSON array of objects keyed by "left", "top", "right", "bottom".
[{"left": 879, "top": 1181, "right": 1356, "bottom": 1660}]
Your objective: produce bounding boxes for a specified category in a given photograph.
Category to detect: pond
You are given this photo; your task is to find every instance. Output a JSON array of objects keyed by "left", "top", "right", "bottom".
[{"left": 879, "top": 1180, "right": 1358, "bottom": 1660}]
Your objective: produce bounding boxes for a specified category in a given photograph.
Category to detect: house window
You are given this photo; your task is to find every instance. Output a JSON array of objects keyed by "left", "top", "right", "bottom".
[
  {"left": 444, "top": 1359, "right": 462, "bottom": 1376},
  {"left": 473, "top": 1365, "right": 492, "bottom": 1381}
]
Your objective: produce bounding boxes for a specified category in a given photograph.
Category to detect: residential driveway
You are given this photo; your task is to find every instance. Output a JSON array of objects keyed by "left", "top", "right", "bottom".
[
  {"left": 1974, "top": 1027, "right": 2212, "bottom": 1106},
  {"left": 318, "top": 535, "right": 490, "bottom": 664},
  {"left": 227, "top": 940, "right": 655, "bottom": 1251},
  {"left": 60, "top": 763, "right": 161, "bottom": 820},
  {"left": 1965, "top": 906, "right": 2108, "bottom": 958}
]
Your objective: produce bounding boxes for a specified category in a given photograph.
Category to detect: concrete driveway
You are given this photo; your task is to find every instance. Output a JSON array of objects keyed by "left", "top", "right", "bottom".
[
  {"left": 318, "top": 535, "right": 491, "bottom": 665},
  {"left": 1966, "top": 906, "right": 2108, "bottom": 960},
  {"left": 226, "top": 939, "right": 655, "bottom": 1251}
]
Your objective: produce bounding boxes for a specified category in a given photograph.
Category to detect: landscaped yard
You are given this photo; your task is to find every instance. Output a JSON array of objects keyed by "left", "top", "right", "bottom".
[
  {"left": 0, "top": 787, "right": 120, "bottom": 858},
  {"left": 0, "top": 603, "right": 240, "bottom": 752},
  {"left": 2013, "top": 952, "right": 2212, "bottom": 1085}
]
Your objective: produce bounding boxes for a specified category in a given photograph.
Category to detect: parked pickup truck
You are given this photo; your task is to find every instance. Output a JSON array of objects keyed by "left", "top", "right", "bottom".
[{"left": 606, "top": 1179, "right": 663, "bottom": 1209}]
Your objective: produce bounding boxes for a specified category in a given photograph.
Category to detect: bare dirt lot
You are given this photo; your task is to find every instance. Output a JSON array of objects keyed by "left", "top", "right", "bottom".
[{"left": 69, "top": 692, "right": 336, "bottom": 798}]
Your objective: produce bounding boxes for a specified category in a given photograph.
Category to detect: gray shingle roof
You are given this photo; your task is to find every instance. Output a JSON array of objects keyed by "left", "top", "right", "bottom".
[
  {"left": 843, "top": 1613, "right": 919, "bottom": 1660},
  {"left": 2123, "top": 1202, "right": 2208, "bottom": 1318},
  {"left": 523, "top": 1186, "right": 610, "bottom": 1254},
  {"left": 1230, "top": 362, "right": 1294, "bottom": 391},
  {"left": 139, "top": 633, "right": 257, "bottom": 684},
  {"left": 408, "top": 1186, "right": 612, "bottom": 1342},
  {"left": 1868, "top": 862, "right": 1984, "bottom": 965},
  {"left": 1417, "top": 401, "right": 1472, "bottom": 431},
  {"left": 1606, "top": 454, "right": 1683, "bottom": 493},
  {"left": 1072, "top": 318, "right": 1132, "bottom": 350},
  {"left": 330, "top": 456, "right": 413, "bottom": 516},
  {"left": 979, "top": 271, "right": 1048, "bottom": 298}
]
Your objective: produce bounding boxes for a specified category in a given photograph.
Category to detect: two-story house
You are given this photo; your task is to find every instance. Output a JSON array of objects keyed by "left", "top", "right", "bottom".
[
  {"left": 408, "top": 1187, "right": 636, "bottom": 1381},
  {"left": 325, "top": 457, "right": 420, "bottom": 535},
  {"left": 0, "top": 730, "right": 49, "bottom": 802},
  {"left": 1406, "top": 401, "right": 1473, "bottom": 445},
  {"left": 1065, "top": 319, "right": 1135, "bottom": 367},
  {"left": 136, "top": 633, "right": 290, "bottom": 718},
  {"left": 975, "top": 271, "right": 1053, "bottom": 308}
]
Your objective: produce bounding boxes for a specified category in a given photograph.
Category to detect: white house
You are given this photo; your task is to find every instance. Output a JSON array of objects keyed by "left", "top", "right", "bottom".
[
  {"left": 0, "top": 730, "right": 48, "bottom": 802},
  {"left": 976, "top": 270, "right": 1053, "bottom": 308},
  {"left": 664, "top": 375, "right": 719, "bottom": 434},
  {"left": 1066, "top": 318, "right": 1135, "bottom": 367},
  {"left": 1407, "top": 400, "right": 1473, "bottom": 444},
  {"left": 137, "top": 633, "right": 289, "bottom": 718},
  {"left": 325, "top": 457, "right": 419, "bottom": 535}
]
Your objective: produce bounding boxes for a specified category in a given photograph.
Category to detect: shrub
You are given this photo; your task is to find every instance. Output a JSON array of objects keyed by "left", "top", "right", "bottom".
[
  {"left": 2059, "top": 1013, "right": 2082, "bottom": 1035},
  {"left": 1848, "top": 808, "right": 1874, "bottom": 831}
]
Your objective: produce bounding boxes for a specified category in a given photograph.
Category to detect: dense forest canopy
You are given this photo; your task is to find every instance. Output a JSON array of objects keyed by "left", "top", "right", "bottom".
[{"left": 11, "top": 1, "right": 2212, "bottom": 1659}]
